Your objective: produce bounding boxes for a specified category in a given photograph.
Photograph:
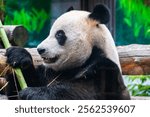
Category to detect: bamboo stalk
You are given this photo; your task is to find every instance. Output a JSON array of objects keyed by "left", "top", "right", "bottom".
[{"left": 0, "top": 20, "right": 27, "bottom": 89}]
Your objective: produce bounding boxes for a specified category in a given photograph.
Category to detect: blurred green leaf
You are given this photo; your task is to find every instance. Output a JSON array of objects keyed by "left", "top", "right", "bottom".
[
  {"left": 145, "top": 29, "right": 150, "bottom": 38},
  {"left": 126, "top": 75, "right": 150, "bottom": 96},
  {"left": 124, "top": 17, "right": 132, "bottom": 27},
  {"left": 4, "top": 8, "right": 49, "bottom": 33},
  {"left": 116, "top": 0, "right": 150, "bottom": 44}
]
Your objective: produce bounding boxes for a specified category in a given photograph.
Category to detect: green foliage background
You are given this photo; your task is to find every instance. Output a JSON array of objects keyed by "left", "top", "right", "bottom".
[
  {"left": 125, "top": 75, "right": 150, "bottom": 96},
  {"left": 116, "top": 0, "right": 150, "bottom": 45},
  {"left": 116, "top": 0, "right": 150, "bottom": 96},
  {"left": 4, "top": 0, "right": 51, "bottom": 47}
]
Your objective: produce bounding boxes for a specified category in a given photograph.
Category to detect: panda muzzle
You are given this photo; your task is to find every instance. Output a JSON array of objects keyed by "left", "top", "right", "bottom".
[{"left": 42, "top": 56, "right": 59, "bottom": 63}]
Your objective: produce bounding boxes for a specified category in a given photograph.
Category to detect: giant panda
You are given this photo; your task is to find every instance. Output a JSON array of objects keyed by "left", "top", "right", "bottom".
[{"left": 5, "top": 4, "right": 130, "bottom": 100}]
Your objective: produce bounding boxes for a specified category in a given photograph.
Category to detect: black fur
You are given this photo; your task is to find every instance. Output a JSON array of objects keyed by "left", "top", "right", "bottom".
[
  {"left": 89, "top": 4, "right": 110, "bottom": 24},
  {"left": 66, "top": 6, "right": 74, "bottom": 12},
  {"left": 5, "top": 46, "right": 130, "bottom": 100},
  {"left": 37, "top": 48, "right": 46, "bottom": 55},
  {"left": 55, "top": 30, "right": 67, "bottom": 46}
]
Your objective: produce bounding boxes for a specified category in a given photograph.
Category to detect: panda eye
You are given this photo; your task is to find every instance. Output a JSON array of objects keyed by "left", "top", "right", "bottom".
[
  {"left": 55, "top": 30, "right": 67, "bottom": 46},
  {"left": 96, "top": 24, "right": 99, "bottom": 28}
]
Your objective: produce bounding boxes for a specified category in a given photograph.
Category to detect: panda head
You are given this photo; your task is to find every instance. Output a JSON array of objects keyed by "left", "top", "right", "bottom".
[{"left": 37, "top": 4, "right": 121, "bottom": 71}]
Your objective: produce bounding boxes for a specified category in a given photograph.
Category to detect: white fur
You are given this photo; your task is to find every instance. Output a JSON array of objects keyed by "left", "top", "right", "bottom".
[
  {"left": 92, "top": 24, "right": 121, "bottom": 71},
  {"left": 38, "top": 11, "right": 92, "bottom": 71},
  {"left": 37, "top": 10, "right": 121, "bottom": 72}
]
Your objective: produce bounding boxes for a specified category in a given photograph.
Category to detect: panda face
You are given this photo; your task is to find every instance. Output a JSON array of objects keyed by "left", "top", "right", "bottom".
[
  {"left": 37, "top": 11, "right": 94, "bottom": 71},
  {"left": 37, "top": 5, "right": 121, "bottom": 72}
]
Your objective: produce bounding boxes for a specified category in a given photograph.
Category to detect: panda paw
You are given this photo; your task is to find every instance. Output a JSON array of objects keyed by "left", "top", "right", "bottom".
[
  {"left": 19, "top": 87, "right": 36, "bottom": 100},
  {"left": 19, "top": 87, "right": 46, "bottom": 100},
  {"left": 5, "top": 47, "right": 33, "bottom": 69}
]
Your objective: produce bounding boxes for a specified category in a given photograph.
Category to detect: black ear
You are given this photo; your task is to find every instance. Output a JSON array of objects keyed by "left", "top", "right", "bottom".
[
  {"left": 66, "top": 6, "right": 74, "bottom": 12},
  {"left": 89, "top": 4, "right": 110, "bottom": 24}
]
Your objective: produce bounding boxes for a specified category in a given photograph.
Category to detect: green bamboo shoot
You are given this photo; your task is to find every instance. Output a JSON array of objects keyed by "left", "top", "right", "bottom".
[{"left": 0, "top": 20, "right": 27, "bottom": 89}]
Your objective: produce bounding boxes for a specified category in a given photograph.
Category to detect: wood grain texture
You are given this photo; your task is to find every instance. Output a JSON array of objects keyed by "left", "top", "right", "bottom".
[
  {"left": 0, "top": 44, "right": 150, "bottom": 75},
  {"left": 0, "top": 25, "right": 28, "bottom": 48},
  {"left": 0, "top": 44, "right": 150, "bottom": 98},
  {"left": 118, "top": 44, "right": 150, "bottom": 75}
]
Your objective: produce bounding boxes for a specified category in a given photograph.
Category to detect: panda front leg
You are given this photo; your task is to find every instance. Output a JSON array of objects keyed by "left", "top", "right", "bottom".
[
  {"left": 5, "top": 47, "right": 41, "bottom": 86},
  {"left": 19, "top": 83, "right": 93, "bottom": 100},
  {"left": 19, "top": 85, "right": 68, "bottom": 100},
  {"left": 5, "top": 47, "right": 43, "bottom": 99}
]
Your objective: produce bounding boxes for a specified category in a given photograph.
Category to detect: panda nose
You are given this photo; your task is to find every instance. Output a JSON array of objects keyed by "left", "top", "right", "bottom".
[{"left": 37, "top": 48, "right": 46, "bottom": 55}]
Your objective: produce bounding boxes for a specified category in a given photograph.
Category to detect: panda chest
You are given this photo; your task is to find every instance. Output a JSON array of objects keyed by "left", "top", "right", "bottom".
[
  {"left": 72, "top": 79, "right": 96, "bottom": 91},
  {"left": 47, "top": 73, "right": 96, "bottom": 92}
]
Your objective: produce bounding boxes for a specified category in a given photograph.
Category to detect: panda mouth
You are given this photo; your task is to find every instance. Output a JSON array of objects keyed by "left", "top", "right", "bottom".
[{"left": 42, "top": 56, "right": 59, "bottom": 63}]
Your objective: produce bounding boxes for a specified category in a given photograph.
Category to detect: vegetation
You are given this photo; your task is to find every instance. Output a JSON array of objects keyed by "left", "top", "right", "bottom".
[
  {"left": 4, "top": 0, "right": 51, "bottom": 47},
  {"left": 4, "top": 8, "right": 48, "bottom": 33},
  {"left": 116, "top": 0, "right": 150, "bottom": 97},
  {"left": 116, "top": 0, "right": 150, "bottom": 45},
  {"left": 125, "top": 75, "right": 150, "bottom": 96}
]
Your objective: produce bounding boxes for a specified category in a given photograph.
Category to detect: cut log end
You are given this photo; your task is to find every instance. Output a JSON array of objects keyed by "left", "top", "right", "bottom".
[{"left": 0, "top": 25, "right": 28, "bottom": 47}]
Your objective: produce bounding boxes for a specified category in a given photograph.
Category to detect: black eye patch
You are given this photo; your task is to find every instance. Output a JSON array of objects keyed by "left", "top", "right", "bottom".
[{"left": 55, "top": 30, "right": 67, "bottom": 46}]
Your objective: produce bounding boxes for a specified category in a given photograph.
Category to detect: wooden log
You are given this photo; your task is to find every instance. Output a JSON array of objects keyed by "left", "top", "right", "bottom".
[
  {"left": 0, "top": 77, "right": 7, "bottom": 93},
  {"left": 0, "top": 44, "right": 150, "bottom": 76},
  {"left": 118, "top": 44, "right": 150, "bottom": 75},
  {"left": 1, "top": 44, "right": 150, "bottom": 99},
  {"left": 0, "top": 25, "right": 28, "bottom": 48}
]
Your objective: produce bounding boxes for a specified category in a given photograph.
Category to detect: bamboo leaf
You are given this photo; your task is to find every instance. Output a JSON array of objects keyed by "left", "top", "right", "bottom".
[{"left": 124, "top": 17, "right": 132, "bottom": 27}]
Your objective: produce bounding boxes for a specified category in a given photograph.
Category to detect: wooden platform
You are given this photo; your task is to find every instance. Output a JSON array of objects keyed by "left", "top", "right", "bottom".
[
  {"left": 1, "top": 44, "right": 150, "bottom": 100},
  {"left": 118, "top": 44, "right": 150, "bottom": 75},
  {"left": 1, "top": 44, "right": 150, "bottom": 75}
]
